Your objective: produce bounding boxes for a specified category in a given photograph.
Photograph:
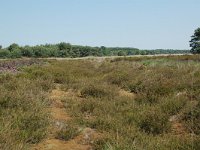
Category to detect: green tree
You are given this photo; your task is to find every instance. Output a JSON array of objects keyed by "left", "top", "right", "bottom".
[
  {"left": 21, "top": 46, "right": 34, "bottom": 57},
  {"left": 0, "top": 50, "right": 10, "bottom": 58},
  {"left": 80, "top": 46, "right": 91, "bottom": 57},
  {"left": 8, "top": 43, "right": 20, "bottom": 52},
  {"left": 71, "top": 48, "right": 80, "bottom": 58},
  {"left": 10, "top": 49, "right": 22, "bottom": 58},
  {"left": 117, "top": 51, "right": 126, "bottom": 56},
  {"left": 32, "top": 46, "right": 50, "bottom": 58},
  {"left": 58, "top": 42, "right": 72, "bottom": 51},
  {"left": 58, "top": 42, "right": 72, "bottom": 57},
  {"left": 101, "top": 46, "right": 110, "bottom": 56},
  {"left": 190, "top": 28, "right": 200, "bottom": 54},
  {"left": 0, "top": 45, "right": 2, "bottom": 49},
  {"left": 48, "top": 48, "right": 58, "bottom": 57}
]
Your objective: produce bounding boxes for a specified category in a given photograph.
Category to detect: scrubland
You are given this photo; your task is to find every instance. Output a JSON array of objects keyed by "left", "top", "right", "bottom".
[{"left": 0, "top": 55, "right": 200, "bottom": 150}]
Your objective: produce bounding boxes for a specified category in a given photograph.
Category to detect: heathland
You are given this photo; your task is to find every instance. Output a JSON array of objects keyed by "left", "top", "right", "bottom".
[{"left": 0, "top": 55, "right": 199, "bottom": 150}]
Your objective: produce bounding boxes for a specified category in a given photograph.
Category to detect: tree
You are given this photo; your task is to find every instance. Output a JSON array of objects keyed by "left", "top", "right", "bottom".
[
  {"left": 58, "top": 42, "right": 72, "bottom": 51},
  {"left": 80, "top": 46, "right": 91, "bottom": 57},
  {"left": 10, "top": 49, "right": 22, "bottom": 58},
  {"left": 0, "top": 50, "right": 10, "bottom": 58},
  {"left": 101, "top": 46, "right": 110, "bottom": 56},
  {"left": 57, "top": 42, "right": 72, "bottom": 57},
  {"left": 190, "top": 28, "right": 200, "bottom": 54},
  {"left": 32, "top": 46, "right": 50, "bottom": 58},
  {"left": 21, "top": 46, "right": 34, "bottom": 57},
  {"left": 0, "top": 45, "right": 2, "bottom": 49},
  {"left": 8, "top": 43, "right": 20, "bottom": 52},
  {"left": 117, "top": 51, "right": 126, "bottom": 56}
]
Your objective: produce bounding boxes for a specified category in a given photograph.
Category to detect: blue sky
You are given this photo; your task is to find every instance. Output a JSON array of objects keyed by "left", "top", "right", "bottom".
[{"left": 0, "top": 0, "right": 199, "bottom": 49}]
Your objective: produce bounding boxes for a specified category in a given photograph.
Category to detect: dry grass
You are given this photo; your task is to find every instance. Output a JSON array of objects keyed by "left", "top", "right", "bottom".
[{"left": 0, "top": 55, "right": 200, "bottom": 149}]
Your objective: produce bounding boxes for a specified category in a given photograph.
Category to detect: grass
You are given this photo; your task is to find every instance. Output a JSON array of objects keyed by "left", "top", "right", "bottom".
[
  {"left": 0, "top": 55, "right": 200, "bottom": 149},
  {"left": 56, "top": 123, "right": 80, "bottom": 141},
  {"left": 0, "top": 60, "right": 52, "bottom": 149},
  {"left": 59, "top": 56, "right": 200, "bottom": 149}
]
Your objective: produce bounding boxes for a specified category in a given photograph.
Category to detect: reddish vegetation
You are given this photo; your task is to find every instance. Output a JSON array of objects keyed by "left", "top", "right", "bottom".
[{"left": 0, "top": 59, "right": 43, "bottom": 73}]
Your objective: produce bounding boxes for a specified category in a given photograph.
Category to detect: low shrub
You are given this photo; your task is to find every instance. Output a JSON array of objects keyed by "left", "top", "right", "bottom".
[
  {"left": 160, "top": 96, "right": 187, "bottom": 115},
  {"left": 105, "top": 71, "right": 131, "bottom": 87},
  {"left": 0, "top": 62, "right": 50, "bottom": 149},
  {"left": 56, "top": 124, "right": 80, "bottom": 141},
  {"left": 80, "top": 99, "right": 97, "bottom": 114},
  {"left": 182, "top": 102, "right": 200, "bottom": 135},
  {"left": 16, "top": 112, "right": 49, "bottom": 144},
  {"left": 136, "top": 107, "right": 170, "bottom": 135},
  {"left": 80, "top": 82, "right": 117, "bottom": 99}
]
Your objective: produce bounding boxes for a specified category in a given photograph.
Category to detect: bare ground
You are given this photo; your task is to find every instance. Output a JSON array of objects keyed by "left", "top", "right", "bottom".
[
  {"left": 42, "top": 54, "right": 191, "bottom": 61},
  {"left": 32, "top": 85, "right": 97, "bottom": 150}
]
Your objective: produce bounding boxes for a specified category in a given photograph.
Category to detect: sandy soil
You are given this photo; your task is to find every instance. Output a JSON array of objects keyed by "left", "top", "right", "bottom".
[
  {"left": 42, "top": 54, "right": 191, "bottom": 61},
  {"left": 32, "top": 85, "right": 96, "bottom": 150}
]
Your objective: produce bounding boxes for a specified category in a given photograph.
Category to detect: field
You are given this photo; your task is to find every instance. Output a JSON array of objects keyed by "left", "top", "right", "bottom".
[{"left": 0, "top": 55, "right": 200, "bottom": 150}]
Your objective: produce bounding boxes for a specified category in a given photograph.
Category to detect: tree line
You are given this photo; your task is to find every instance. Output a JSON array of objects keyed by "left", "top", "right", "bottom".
[
  {"left": 0, "top": 26, "right": 199, "bottom": 58},
  {"left": 0, "top": 42, "right": 190, "bottom": 59}
]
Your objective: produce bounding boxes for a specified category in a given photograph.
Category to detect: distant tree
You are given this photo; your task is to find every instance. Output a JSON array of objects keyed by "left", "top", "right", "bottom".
[
  {"left": 8, "top": 43, "right": 20, "bottom": 52},
  {"left": 134, "top": 49, "right": 140, "bottom": 55},
  {"left": 32, "top": 46, "right": 50, "bottom": 58},
  {"left": 101, "top": 46, "right": 110, "bottom": 56},
  {"left": 10, "top": 49, "right": 22, "bottom": 58},
  {"left": 100, "top": 46, "right": 106, "bottom": 50},
  {"left": 58, "top": 50, "right": 70, "bottom": 57},
  {"left": 0, "top": 42, "right": 190, "bottom": 58},
  {"left": 117, "top": 51, "right": 126, "bottom": 56},
  {"left": 140, "top": 50, "right": 147, "bottom": 55},
  {"left": 48, "top": 49, "right": 58, "bottom": 57},
  {"left": 190, "top": 28, "right": 200, "bottom": 54},
  {"left": 71, "top": 48, "right": 80, "bottom": 58},
  {"left": 0, "top": 45, "right": 2, "bottom": 49},
  {"left": 80, "top": 46, "right": 91, "bottom": 57},
  {"left": 21, "top": 46, "right": 34, "bottom": 57},
  {"left": 0, "top": 50, "right": 10, "bottom": 58},
  {"left": 57, "top": 42, "right": 72, "bottom": 57},
  {"left": 58, "top": 42, "right": 72, "bottom": 51}
]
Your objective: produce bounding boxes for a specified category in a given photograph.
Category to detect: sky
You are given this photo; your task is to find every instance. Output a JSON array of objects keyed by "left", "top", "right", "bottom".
[{"left": 0, "top": 0, "right": 200, "bottom": 49}]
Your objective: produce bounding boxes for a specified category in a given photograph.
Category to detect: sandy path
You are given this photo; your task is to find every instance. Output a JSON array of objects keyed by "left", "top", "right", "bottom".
[
  {"left": 32, "top": 85, "right": 94, "bottom": 150},
  {"left": 41, "top": 54, "right": 191, "bottom": 61}
]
